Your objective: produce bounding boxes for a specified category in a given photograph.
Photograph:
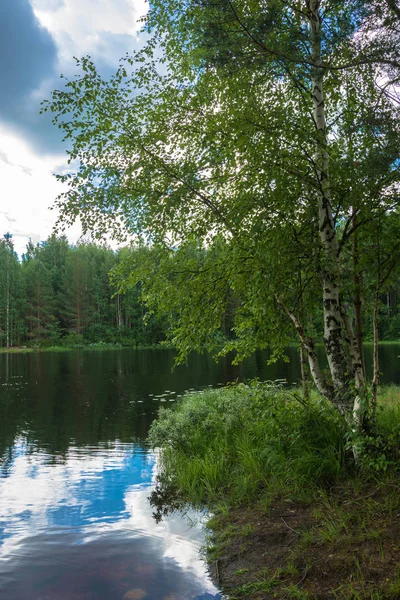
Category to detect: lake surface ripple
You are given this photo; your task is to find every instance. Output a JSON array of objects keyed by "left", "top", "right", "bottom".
[
  {"left": 0, "top": 346, "right": 399, "bottom": 599},
  {"left": 0, "top": 350, "right": 228, "bottom": 600}
]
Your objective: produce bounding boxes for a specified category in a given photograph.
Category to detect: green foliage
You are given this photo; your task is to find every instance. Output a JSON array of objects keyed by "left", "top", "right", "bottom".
[
  {"left": 149, "top": 383, "right": 400, "bottom": 509},
  {"left": 0, "top": 234, "right": 170, "bottom": 348},
  {"left": 0, "top": 235, "right": 26, "bottom": 347},
  {"left": 41, "top": 0, "right": 400, "bottom": 422},
  {"left": 60, "top": 332, "right": 85, "bottom": 348},
  {"left": 23, "top": 257, "right": 59, "bottom": 342},
  {"left": 149, "top": 383, "right": 350, "bottom": 506}
]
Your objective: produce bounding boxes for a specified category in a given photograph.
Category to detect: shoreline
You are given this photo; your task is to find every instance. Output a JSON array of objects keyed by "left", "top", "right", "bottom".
[
  {"left": 1, "top": 340, "right": 399, "bottom": 355},
  {"left": 149, "top": 384, "right": 400, "bottom": 599},
  {"left": 0, "top": 343, "right": 171, "bottom": 354},
  {"left": 205, "top": 480, "right": 400, "bottom": 599}
]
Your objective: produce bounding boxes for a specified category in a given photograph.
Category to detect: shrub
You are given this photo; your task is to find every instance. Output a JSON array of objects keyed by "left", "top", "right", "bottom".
[{"left": 148, "top": 382, "right": 350, "bottom": 507}]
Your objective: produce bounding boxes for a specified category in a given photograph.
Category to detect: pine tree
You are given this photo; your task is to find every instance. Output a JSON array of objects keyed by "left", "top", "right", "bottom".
[
  {"left": 23, "top": 254, "right": 58, "bottom": 344},
  {"left": 0, "top": 234, "right": 25, "bottom": 347}
]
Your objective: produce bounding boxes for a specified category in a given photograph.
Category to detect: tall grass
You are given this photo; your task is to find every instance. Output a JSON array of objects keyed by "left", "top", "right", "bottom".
[
  {"left": 149, "top": 383, "right": 400, "bottom": 508},
  {"left": 148, "top": 383, "right": 353, "bottom": 506}
]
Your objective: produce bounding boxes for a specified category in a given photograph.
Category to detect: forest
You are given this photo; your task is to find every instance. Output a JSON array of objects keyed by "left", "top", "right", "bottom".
[
  {"left": 0, "top": 234, "right": 166, "bottom": 348},
  {"left": 2, "top": 232, "right": 400, "bottom": 350}
]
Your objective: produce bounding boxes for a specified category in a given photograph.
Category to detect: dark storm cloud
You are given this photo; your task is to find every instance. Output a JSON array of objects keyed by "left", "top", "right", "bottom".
[
  {"left": 0, "top": 0, "right": 60, "bottom": 152},
  {"left": 0, "top": 1, "right": 150, "bottom": 154}
]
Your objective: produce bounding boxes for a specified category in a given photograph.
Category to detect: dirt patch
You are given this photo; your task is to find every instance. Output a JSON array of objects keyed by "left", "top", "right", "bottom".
[{"left": 207, "top": 481, "right": 400, "bottom": 599}]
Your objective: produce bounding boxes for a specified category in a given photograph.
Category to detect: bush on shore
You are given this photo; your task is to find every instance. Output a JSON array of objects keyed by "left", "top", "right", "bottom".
[
  {"left": 149, "top": 383, "right": 400, "bottom": 599},
  {"left": 149, "top": 382, "right": 400, "bottom": 508}
]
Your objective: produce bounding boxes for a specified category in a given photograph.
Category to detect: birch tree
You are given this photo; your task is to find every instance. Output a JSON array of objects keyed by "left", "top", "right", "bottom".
[{"left": 44, "top": 0, "right": 400, "bottom": 427}]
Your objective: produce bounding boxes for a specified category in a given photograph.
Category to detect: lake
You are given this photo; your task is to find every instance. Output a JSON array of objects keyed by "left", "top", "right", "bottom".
[{"left": 0, "top": 346, "right": 399, "bottom": 599}]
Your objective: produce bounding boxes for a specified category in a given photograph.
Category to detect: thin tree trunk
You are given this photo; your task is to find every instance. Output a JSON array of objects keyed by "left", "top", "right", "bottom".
[
  {"left": 6, "top": 277, "right": 10, "bottom": 349},
  {"left": 298, "top": 261, "right": 310, "bottom": 401},
  {"left": 276, "top": 296, "right": 333, "bottom": 401},
  {"left": 341, "top": 308, "right": 364, "bottom": 390},
  {"left": 37, "top": 291, "right": 41, "bottom": 341},
  {"left": 117, "top": 294, "right": 123, "bottom": 329},
  {"left": 309, "top": 0, "right": 350, "bottom": 417},
  {"left": 300, "top": 342, "right": 310, "bottom": 401},
  {"left": 6, "top": 255, "right": 10, "bottom": 349},
  {"left": 77, "top": 299, "right": 81, "bottom": 335},
  {"left": 352, "top": 215, "right": 366, "bottom": 379},
  {"left": 341, "top": 305, "right": 365, "bottom": 428},
  {"left": 372, "top": 286, "right": 380, "bottom": 416}
]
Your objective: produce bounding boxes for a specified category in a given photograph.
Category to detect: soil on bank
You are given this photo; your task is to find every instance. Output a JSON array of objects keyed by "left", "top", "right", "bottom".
[{"left": 207, "top": 481, "right": 400, "bottom": 600}]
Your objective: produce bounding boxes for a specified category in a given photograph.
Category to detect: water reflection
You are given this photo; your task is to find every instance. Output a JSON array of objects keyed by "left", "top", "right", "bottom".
[
  {"left": 0, "top": 439, "right": 220, "bottom": 599},
  {"left": 1, "top": 346, "right": 399, "bottom": 599}
]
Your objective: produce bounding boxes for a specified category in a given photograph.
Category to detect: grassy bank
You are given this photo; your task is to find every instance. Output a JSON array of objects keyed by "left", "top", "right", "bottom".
[
  {"left": 2, "top": 339, "right": 400, "bottom": 355},
  {"left": 0, "top": 342, "right": 169, "bottom": 354},
  {"left": 149, "top": 383, "right": 400, "bottom": 599}
]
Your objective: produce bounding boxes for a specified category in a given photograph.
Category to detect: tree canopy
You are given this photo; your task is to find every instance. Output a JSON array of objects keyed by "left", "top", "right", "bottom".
[{"left": 43, "top": 0, "right": 400, "bottom": 424}]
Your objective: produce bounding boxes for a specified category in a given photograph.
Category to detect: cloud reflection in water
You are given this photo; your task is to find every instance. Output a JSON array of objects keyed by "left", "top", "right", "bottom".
[{"left": 0, "top": 439, "right": 220, "bottom": 600}]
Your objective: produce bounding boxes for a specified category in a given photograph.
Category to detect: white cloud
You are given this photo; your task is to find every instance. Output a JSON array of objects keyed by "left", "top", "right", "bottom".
[
  {"left": 31, "top": 0, "right": 148, "bottom": 67},
  {"left": 0, "top": 441, "right": 132, "bottom": 520},
  {"left": 0, "top": 2, "right": 150, "bottom": 255},
  {"left": 0, "top": 441, "right": 218, "bottom": 597},
  {"left": 122, "top": 487, "right": 218, "bottom": 594},
  {"left": 0, "top": 441, "right": 143, "bottom": 558},
  {"left": 0, "top": 126, "right": 81, "bottom": 257}
]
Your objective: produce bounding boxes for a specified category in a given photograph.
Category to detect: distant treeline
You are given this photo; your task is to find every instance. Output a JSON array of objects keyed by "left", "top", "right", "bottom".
[
  {"left": 1, "top": 233, "right": 400, "bottom": 349},
  {"left": 0, "top": 234, "right": 166, "bottom": 348}
]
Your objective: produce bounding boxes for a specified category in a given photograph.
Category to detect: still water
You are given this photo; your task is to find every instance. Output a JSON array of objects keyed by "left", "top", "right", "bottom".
[{"left": 0, "top": 346, "right": 399, "bottom": 599}]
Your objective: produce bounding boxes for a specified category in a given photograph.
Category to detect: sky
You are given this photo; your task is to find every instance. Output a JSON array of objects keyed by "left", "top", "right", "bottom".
[{"left": 0, "top": 0, "right": 148, "bottom": 257}]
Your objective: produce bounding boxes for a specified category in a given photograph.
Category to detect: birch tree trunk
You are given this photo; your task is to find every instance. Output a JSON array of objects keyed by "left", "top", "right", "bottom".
[
  {"left": 308, "top": 1, "right": 353, "bottom": 419},
  {"left": 372, "top": 286, "right": 380, "bottom": 415},
  {"left": 276, "top": 295, "right": 333, "bottom": 401},
  {"left": 353, "top": 218, "right": 366, "bottom": 379},
  {"left": 307, "top": 0, "right": 372, "bottom": 431},
  {"left": 300, "top": 342, "right": 310, "bottom": 401}
]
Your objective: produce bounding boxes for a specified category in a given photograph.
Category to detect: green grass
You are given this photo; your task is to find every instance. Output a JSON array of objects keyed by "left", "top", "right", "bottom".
[
  {"left": 149, "top": 383, "right": 400, "bottom": 510},
  {"left": 376, "top": 384, "right": 400, "bottom": 411},
  {"left": 148, "top": 382, "right": 355, "bottom": 507},
  {"left": 0, "top": 342, "right": 168, "bottom": 354},
  {"left": 148, "top": 382, "right": 400, "bottom": 600}
]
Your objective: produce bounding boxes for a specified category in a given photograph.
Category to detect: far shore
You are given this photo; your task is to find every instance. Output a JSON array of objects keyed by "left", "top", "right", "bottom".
[
  {"left": 0, "top": 343, "right": 170, "bottom": 354},
  {"left": 0, "top": 340, "right": 399, "bottom": 354}
]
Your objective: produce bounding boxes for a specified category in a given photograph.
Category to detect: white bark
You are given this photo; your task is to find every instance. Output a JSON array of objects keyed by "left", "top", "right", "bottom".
[
  {"left": 340, "top": 306, "right": 364, "bottom": 391},
  {"left": 308, "top": 0, "right": 350, "bottom": 415},
  {"left": 276, "top": 296, "right": 333, "bottom": 401},
  {"left": 340, "top": 305, "right": 365, "bottom": 428}
]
